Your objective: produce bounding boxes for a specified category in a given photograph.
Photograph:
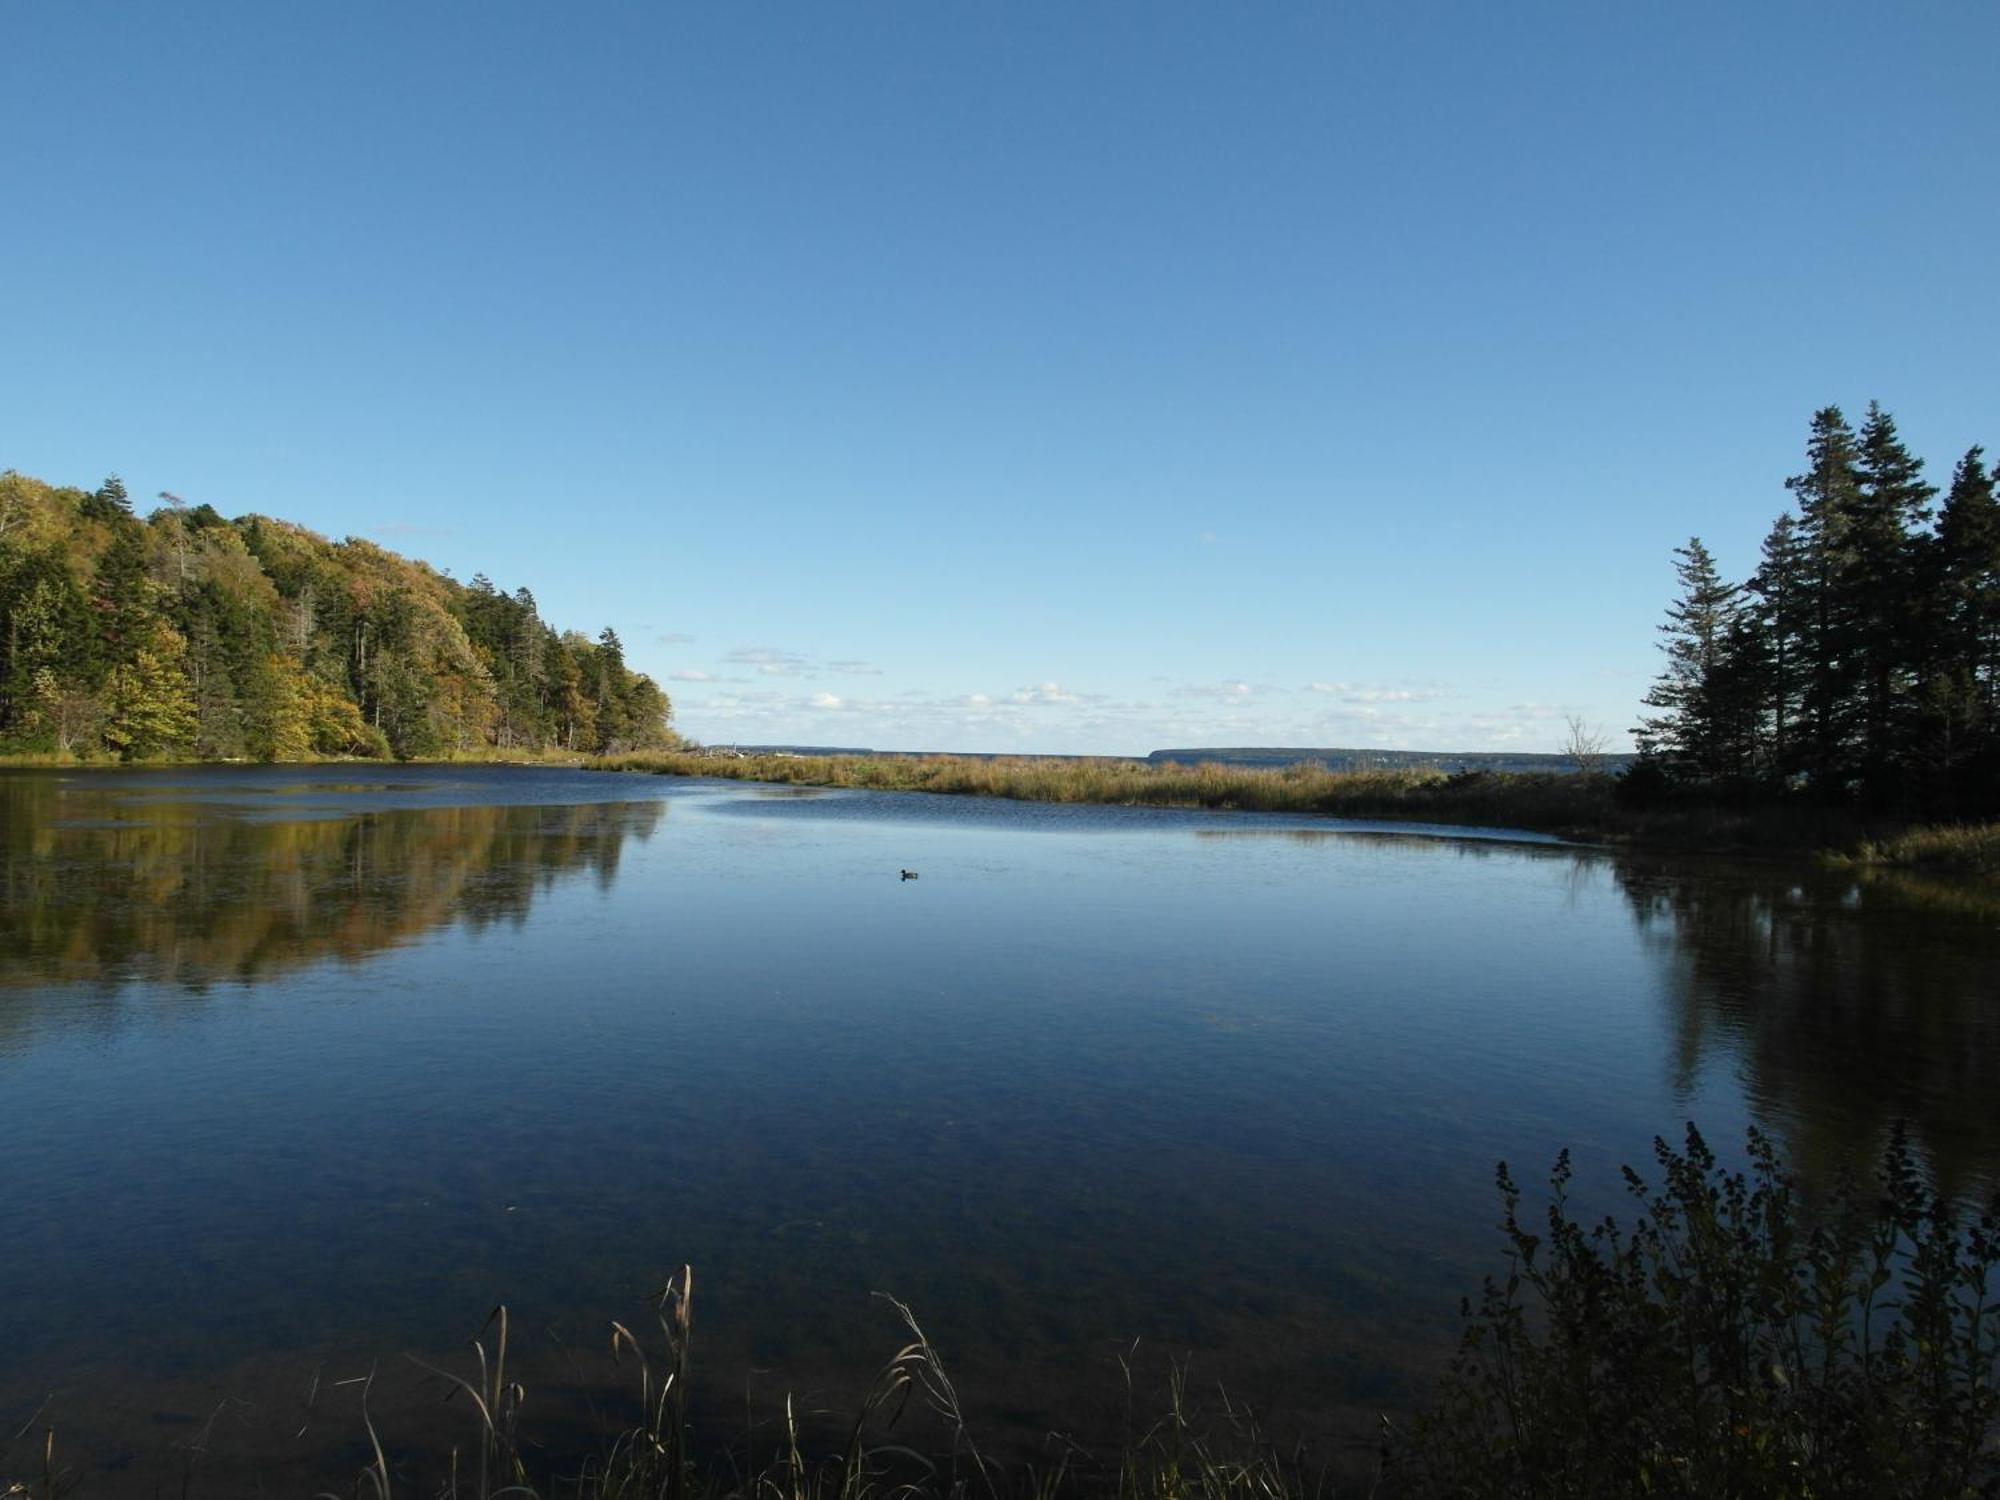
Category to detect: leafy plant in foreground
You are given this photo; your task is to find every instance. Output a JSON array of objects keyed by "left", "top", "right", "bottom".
[{"left": 1395, "top": 1124, "right": 2000, "bottom": 1498}]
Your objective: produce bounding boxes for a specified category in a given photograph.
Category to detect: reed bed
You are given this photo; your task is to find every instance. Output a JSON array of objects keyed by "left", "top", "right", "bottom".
[
  {"left": 593, "top": 751, "right": 1616, "bottom": 837},
  {"left": 593, "top": 751, "right": 2000, "bottom": 866},
  {"left": 1834, "top": 821, "right": 2000, "bottom": 876}
]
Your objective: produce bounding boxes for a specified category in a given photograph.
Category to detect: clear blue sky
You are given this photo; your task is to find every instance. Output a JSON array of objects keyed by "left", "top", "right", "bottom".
[{"left": 5, "top": 4, "right": 1995, "bottom": 753}]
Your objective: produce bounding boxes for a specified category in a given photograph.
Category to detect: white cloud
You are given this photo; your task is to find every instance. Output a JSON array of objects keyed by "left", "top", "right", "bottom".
[
  {"left": 726, "top": 647, "right": 812, "bottom": 677},
  {"left": 656, "top": 631, "right": 697, "bottom": 647},
  {"left": 720, "top": 646, "right": 880, "bottom": 679},
  {"left": 1170, "top": 680, "right": 1259, "bottom": 702},
  {"left": 1306, "top": 682, "right": 1445, "bottom": 704},
  {"left": 1009, "top": 682, "right": 1081, "bottom": 705},
  {"left": 669, "top": 669, "right": 712, "bottom": 682},
  {"left": 668, "top": 667, "right": 1622, "bottom": 757}
]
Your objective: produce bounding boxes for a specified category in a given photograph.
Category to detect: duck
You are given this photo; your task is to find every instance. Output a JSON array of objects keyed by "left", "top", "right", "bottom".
[{"left": 900, "top": 869, "right": 919, "bottom": 881}]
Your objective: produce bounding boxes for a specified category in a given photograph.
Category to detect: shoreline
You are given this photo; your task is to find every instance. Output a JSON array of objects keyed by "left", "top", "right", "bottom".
[{"left": 7, "top": 748, "right": 1996, "bottom": 877}]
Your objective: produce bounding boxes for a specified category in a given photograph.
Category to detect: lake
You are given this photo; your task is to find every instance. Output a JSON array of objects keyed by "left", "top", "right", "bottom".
[{"left": 2, "top": 765, "right": 1995, "bottom": 1492}]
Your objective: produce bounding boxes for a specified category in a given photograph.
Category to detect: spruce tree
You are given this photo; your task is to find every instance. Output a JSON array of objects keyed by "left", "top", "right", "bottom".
[
  {"left": 1850, "top": 403, "right": 1936, "bottom": 797},
  {"left": 1935, "top": 448, "right": 2000, "bottom": 701},
  {"left": 1636, "top": 538, "right": 1744, "bottom": 785},
  {"left": 1747, "top": 511, "right": 1809, "bottom": 784},
  {"left": 1784, "top": 407, "right": 1865, "bottom": 795},
  {"left": 1927, "top": 447, "right": 2000, "bottom": 810}
]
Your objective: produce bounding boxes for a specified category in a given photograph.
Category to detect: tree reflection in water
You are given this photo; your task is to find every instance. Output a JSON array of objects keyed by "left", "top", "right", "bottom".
[
  {"left": 1614, "top": 852, "right": 2000, "bottom": 1199},
  {"left": 0, "top": 774, "right": 665, "bottom": 1001}
]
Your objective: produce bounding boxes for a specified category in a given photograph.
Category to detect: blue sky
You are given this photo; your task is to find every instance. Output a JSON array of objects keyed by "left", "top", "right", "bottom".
[{"left": 5, "top": 4, "right": 1995, "bottom": 754}]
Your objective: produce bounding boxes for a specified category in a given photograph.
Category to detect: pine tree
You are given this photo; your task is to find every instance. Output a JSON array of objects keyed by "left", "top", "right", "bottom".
[
  {"left": 1850, "top": 403, "right": 1936, "bottom": 797},
  {"left": 1935, "top": 448, "right": 2000, "bottom": 703},
  {"left": 593, "top": 627, "right": 630, "bottom": 751},
  {"left": 1784, "top": 407, "right": 1866, "bottom": 795},
  {"left": 1747, "top": 511, "right": 1809, "bottom": 784},
  {"left": 1923, "top": 447, "right": 2000, "bottom": 812},
  {"left": 1636, "top": 538, "right": 1745, "bottom": 784}
]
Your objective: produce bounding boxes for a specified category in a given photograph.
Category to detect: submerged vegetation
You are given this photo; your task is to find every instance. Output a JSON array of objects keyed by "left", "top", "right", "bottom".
[
  {"left": 0, "top": 469, "right": 675, "bottom": 762},
  {"left": 12, "top": 1129, "right": 1993, "bottom": 1498}
]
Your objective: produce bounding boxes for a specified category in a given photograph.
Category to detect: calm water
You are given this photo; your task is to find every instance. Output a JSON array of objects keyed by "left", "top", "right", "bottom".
[{"left": 2, "top": 766, "right": 1996, "bottom": 1488}]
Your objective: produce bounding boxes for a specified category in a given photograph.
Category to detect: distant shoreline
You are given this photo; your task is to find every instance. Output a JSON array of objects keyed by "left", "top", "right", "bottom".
[
  {"left": 7, "top": 748, "right": 1993, "bottom": 878},
  {"left": 592, "top": 748, "right": 1998, "bottom": 877}
]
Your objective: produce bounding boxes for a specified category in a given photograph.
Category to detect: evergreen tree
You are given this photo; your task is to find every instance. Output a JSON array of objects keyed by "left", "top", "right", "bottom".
[
  {"left": 1784, "top": 407, "right": 1866, "bottom": 794},
  {"left": 593, "top": 627, "right": 630, "bottom": 751},
  {"left": 1746, "top": 512, "right": 1809, "bottom": 784},
  {"left": 1849, "top": 403, "right": 1936, "bottom": 797},
  {"left": 1922, "top": 448, "right": 2000, "bottom": 813},
  {"left": 1935, "top": 448, "right": 2000, "bottom": 702},
  {"left": 80, "top": 474, "right": 132, "bottom": 523},
  {"left": 1636, "top": 538, "right": 1745, "bottom": 785}
]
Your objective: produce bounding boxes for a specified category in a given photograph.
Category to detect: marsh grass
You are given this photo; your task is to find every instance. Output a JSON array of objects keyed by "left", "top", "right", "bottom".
[
  {"left": 1833, "top": 822, "right": 2000, "bottom": 877},
  {"left": 282, "top": 1267, "right": 1325, "bottom": 1500},
  {"left": 592, "top": 750, "right": 1965, "bottom": 859},
  {"left": 593, "top": 751, "right": 1615, "bottom": 836}
]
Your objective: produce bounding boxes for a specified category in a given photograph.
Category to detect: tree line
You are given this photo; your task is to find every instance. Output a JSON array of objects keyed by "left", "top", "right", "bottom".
[
  {"left": 1638, "top": 403, "right": 2000, "bottom": 816},
  {"left": 0, "top": 469, "right": 675, "bottom": 761}
]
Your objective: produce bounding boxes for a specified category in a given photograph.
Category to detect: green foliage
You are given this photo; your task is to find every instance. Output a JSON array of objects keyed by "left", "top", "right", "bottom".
[
  {"left": 1640, "top": 404, "right": 2000, "bottom": 817},
  {"left": 1396, "top": 1125, "right": 2000, "bottom": 1498},
  {"left": 1637, "top": 539, "right": 1750, "bottom": 784},
  {"left": 0, "top": 466, "right": 675, "bottom": 761},
  {"left": 103, "top": 621, "right": 197, "bottom": 759}
]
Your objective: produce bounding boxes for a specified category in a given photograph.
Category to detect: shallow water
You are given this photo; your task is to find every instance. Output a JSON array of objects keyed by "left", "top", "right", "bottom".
[{"left": 2, "top": 765, "right": 1995, "bottom": 1488}]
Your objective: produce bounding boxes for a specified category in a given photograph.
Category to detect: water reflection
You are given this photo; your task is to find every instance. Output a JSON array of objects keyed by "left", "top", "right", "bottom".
[
  {"left": 1614, "top": 853, "right": 2000, "bottom": 1197},
  {"left": 0, "top": 775, "right": 664, "bottom": 1000},
  {"left": 4, "top": 771, "right": 2000, "bottom": 1491}
]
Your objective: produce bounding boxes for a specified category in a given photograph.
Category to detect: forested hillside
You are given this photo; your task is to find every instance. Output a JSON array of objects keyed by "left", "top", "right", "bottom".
[
  {"left": 0, "top": 469, "right": 674, "bottom": 761},
  {"left": 1638, "top": 403, "right": 2000, "bottom": 816}
]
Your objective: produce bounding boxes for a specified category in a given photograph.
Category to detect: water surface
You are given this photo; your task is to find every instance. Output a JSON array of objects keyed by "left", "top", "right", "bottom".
[{"left": 2, "top": 766, "right": 1994, "bottom": 1488}]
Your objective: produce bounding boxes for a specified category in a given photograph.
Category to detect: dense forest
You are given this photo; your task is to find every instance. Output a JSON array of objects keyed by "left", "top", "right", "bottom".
[
  {"left": 1638, "top": 403, "right": 2000, "bottom": 817},
  {"left": 0, "top": 469, "right": 675, "bottom": 761}
]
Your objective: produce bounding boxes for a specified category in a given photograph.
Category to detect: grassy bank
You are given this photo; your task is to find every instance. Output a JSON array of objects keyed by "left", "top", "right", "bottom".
[
  {"left": 592, "top": 750, "right": 1958, "bottom": 859},
  {"left": 595, "top": 750, "right": 1630, "bottom": 831},
  {"left": 1831, "top": 821, "right": 2000, "bottom": 876},
  {"left": 14, "top": 745, "right": 1996, "bottom": 870}
]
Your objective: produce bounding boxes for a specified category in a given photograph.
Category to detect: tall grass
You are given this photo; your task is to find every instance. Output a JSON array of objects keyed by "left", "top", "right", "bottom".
[
  {"left": 594, "top": 750, "right": 1617, "bottom": 836},
  {"left": 592, "top": 750, "right": 1948, "bottom": 857},
  {"left": 1833, "top": 822, "right": 2000, "bottom": 876}
]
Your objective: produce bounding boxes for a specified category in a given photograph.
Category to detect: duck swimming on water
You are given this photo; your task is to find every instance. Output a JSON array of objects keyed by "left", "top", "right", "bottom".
[{"left": 900, "top": 869, "right": 919, "bottom": 881}]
